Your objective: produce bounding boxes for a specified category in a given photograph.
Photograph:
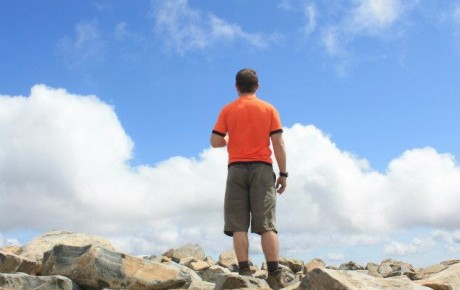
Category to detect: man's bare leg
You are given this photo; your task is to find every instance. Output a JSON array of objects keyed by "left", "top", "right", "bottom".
[
  {"left": 233, "top": 231, "right": 249, "bottom": 262},
  {"left": 262, "top": 231, "right": 279, "bottom": 272}
]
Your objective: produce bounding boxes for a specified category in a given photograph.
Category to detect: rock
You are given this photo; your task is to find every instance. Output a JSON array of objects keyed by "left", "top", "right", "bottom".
[
  {"left": 188, "top": 259, "right": 210, "bottom": 271},
  {"left": 163, "top": 244, "right": 206, "bottom": 263},
  {"left": 218, "top": 250, "right": 238, "bottom": 272},
  {"left": 304, "top": 258, "right": 326, "bottom": 274},
  {"left": 0, "top": 245, "right": 21, "bottom": 255},
  {"left": 441, "top": 260, "right": 460, "bottom": 266},
  {"left": 280, "top": 257, "right": 304, "bottom": 273},
  {"left": 415, "top": 264, "right": 449, "bottom": 280},
  {"left": 378, "top": 259, "right": 416, "bottom": 279},
  {"left": 366, "top": 262, "right": 383, "bottom": 278},
  {"left": 214, "top": 273, "right": 270, "bottom": 289},
  {"left": 0, "top": 272, "right": 81, "bottom": 290},
  {"left": 188, "top": 280, "right": 215, "bottom": 290},
  {"left": 165, "top": 261, "right": 204, "bottom": 288},
  {"left": 204, "top": 256, "right": 216, "bottom": 267},
  {"left": 19, "top": 230, "right": 115, "bottom": 263},
  {"left": 198, "top": 265, "right": 231, "bottom": 283},
  {"left": 41, "top": 244, "right": 190, "bottom": 290},
  {"left": 301, "top": 267, "right": 432, "bottom": 290},
  {"left": 0, "top": 251, "right": 38, "bottom": 274},
  {"left": 418, "top": 263, "right": 460, "bottom": 289},
  {"left": 338, "top": 261, "right": 364, "bottom": 270},
  {"left": 416, "top": 281, "right": 453, "bottom": 290}
]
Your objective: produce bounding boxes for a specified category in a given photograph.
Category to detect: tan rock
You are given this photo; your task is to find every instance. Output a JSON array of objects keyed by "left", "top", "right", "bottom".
[
  {"left": 0, "top": 245, "right": 21, "bottom": 255},
  {"left": 301, "top": 267, "right": 432, "bottom": 290},
  {"left": 418, "top": 263, "right": 460, "bottom": 290},
  {"left": 304, "top": 258, "right": 326, "bottom": 274},
  {"left": 218, "top": 250, "right": 238, "bottom": 272},
  {"left": 415, "top": 264, "right": 449, "bottom": 280},
  {"left": 189, "top": 260, "right": 210, "bottom": 271},
  {"left": 19, "top": 230, "right": 115, "bottom": 263},
  {"left": 416, "top": 281, "right": 452, "bottom": 290},
  {"left": 41, "top": 244, "right": 190, "bottom": 290},
  {"left": 0, "top": 251, "right": 38, "bottom": 274}
]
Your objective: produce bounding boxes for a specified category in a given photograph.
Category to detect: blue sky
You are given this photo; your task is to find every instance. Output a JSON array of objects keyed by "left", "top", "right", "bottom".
[{"left": 1, "top": 0, "right": 460, "bottom": 267}]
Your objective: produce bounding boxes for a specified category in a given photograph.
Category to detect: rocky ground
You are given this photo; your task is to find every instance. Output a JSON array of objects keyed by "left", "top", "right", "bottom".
[{"left": 0, "top": 230, "right": 459, "bottom": 290}]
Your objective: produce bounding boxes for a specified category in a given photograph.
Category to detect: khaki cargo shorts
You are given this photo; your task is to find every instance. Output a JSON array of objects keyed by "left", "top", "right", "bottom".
[{"left": 224, "top": 162, "right": 277, "bottom": 236}]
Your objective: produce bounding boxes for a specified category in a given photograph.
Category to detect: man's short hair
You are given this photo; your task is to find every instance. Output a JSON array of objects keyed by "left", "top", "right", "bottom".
[{"left": 236, "top": 68, "right": 259, "bottom": 94}]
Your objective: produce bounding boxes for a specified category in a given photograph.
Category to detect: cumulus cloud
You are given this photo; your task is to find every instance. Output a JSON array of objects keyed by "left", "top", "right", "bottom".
[
  {"left": 153, "top": 0, "right": 270, "bottom": 53},
  {"left": 1, "top": 85, "right": 460, "bottom": 260}
]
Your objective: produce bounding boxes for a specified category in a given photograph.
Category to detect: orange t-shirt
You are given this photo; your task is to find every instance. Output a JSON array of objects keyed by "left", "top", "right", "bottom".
[{"left": 212, "top": 95, "right": 283, "bottom": 165}]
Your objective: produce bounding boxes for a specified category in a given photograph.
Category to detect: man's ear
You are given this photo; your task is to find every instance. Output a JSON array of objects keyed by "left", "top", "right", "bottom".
[{"left": 235, "top": 84, "right": 241, "bottom": 94}]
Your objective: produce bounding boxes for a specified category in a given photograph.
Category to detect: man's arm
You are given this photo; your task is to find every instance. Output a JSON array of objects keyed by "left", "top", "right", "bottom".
[
  {"left": 271, "top": 132, "right": 287, "bottom": 194},
  {"left": 210, "top": 133, "right": 229, "bottom": 148}
]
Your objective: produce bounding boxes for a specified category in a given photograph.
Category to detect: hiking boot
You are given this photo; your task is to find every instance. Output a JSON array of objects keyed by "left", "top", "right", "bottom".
[
  {"left": 266, "top": 267, "right": 295, "bottom": 289},
  {"left": 238, "top": 266, "right": 254, "bottom": 277}
]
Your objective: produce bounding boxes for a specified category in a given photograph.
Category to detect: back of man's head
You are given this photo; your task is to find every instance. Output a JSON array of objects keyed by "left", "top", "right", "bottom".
[{"left": 236, "top": 68, "right": 259, "bottom": 94}]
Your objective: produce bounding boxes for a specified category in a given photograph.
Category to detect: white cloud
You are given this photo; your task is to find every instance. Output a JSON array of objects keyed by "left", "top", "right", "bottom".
[
  {"left": 304, "top": 4, "right": 317, "bottom": 35},
  {"left": 348, "top": 0, "right": 402, "bottom": 35},
  {"left": 1, "top": 85, "right": 460, "bottom": 261},
  {"left": 153, "top": 0, "right": 269, "bottom": 53},
  {"left": 58, "top": 20, "right": 105, "bottom": 69},
  {"left": 384, "top": 238, "right": 434, "bottom": 256},
  {"left": 328, "top": 253, "right": 345, "bottom": 261}
]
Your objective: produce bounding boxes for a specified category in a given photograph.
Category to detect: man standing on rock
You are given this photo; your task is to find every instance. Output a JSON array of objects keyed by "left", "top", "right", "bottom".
[{"left": 211, "top": 68, "right": 290, "bottom": 288}]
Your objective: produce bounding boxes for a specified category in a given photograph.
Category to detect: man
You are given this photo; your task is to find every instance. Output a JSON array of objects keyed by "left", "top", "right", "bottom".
[{"left": 211, "top": 68, "right": 291, "bottom": 288}]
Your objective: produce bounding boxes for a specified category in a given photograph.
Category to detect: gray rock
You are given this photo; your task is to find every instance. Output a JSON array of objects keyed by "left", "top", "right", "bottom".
[
  {"left": 301, "top": 268, "right": 432, "bottom": 290},
  {"left": 41, "top": 244, "right": 190, "bottom": 290},
  {"left": 338, "top": 261, "right": 364, "bottom": 271},
  {"left": 0, "top": 272, "right": 81, "bottom": 290},
  {"left": 165, "top": 261, "right": 203, "bottom": 288},
  {"left": 163, "top": 244, "right": 206, "bottom": 263},
  {"left": 214, "top": 273, "right": 270, "bottom": 289},
  {"left": 199, "top": 265, "right": 231, "bottom": 283},
  {"left": 280, "top": 257, "right": 304, "bottom": 273},
  {"left": 19, "top": 230, "right": 115, "bottom": 263},
  {"left": 415, "top": 263, "right": 449, "bottom": 280}
]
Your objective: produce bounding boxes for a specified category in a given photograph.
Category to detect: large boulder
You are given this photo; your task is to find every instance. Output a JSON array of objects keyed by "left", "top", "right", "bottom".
[
  {"left": 415, "top": 263, "right": 449, "bottom": 280},
  {"left": 19, "top": 230, "right": 115, "bottom": 263},
  {"left": 0, "top": 272, "right": 81, "bottom": 290},
  {"left": 41, "top": 244, "right": 190, "bottom": 290},
  {"left": 417, "top": 263, "right": 460, "bottom": 289},
  {"left": 0, "top": 251, "right": 38, "bottom": 274},
  {"left": 301, "top": 267, "right": 432, "bottom": 290}
]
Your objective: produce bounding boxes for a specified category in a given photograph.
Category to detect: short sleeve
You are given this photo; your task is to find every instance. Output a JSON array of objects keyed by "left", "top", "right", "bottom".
[
  {"left": 212, "top": 109, "right": 227, "bottom": 137},
  {"left": 270, "top": 107, "right": 283, "bottom": 135}
]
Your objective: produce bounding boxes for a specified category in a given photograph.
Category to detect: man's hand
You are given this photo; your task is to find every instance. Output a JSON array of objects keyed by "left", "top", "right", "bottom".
[{"left": 276, "top": 176, "right": 287, "bottom": 194}]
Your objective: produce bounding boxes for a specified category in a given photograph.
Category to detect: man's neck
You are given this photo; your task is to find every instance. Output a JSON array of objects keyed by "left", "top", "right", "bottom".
[{"left": 238, "top": 93, "right": 256, "bottom": 98}]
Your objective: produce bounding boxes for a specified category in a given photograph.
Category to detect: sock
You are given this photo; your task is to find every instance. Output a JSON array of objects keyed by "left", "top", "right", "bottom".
[
  {"left": 267, "top": 261, "right": 279, "bottom": 272},
  {"left": 238, "top": 261, "right": 250, "bottom": 269}
]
